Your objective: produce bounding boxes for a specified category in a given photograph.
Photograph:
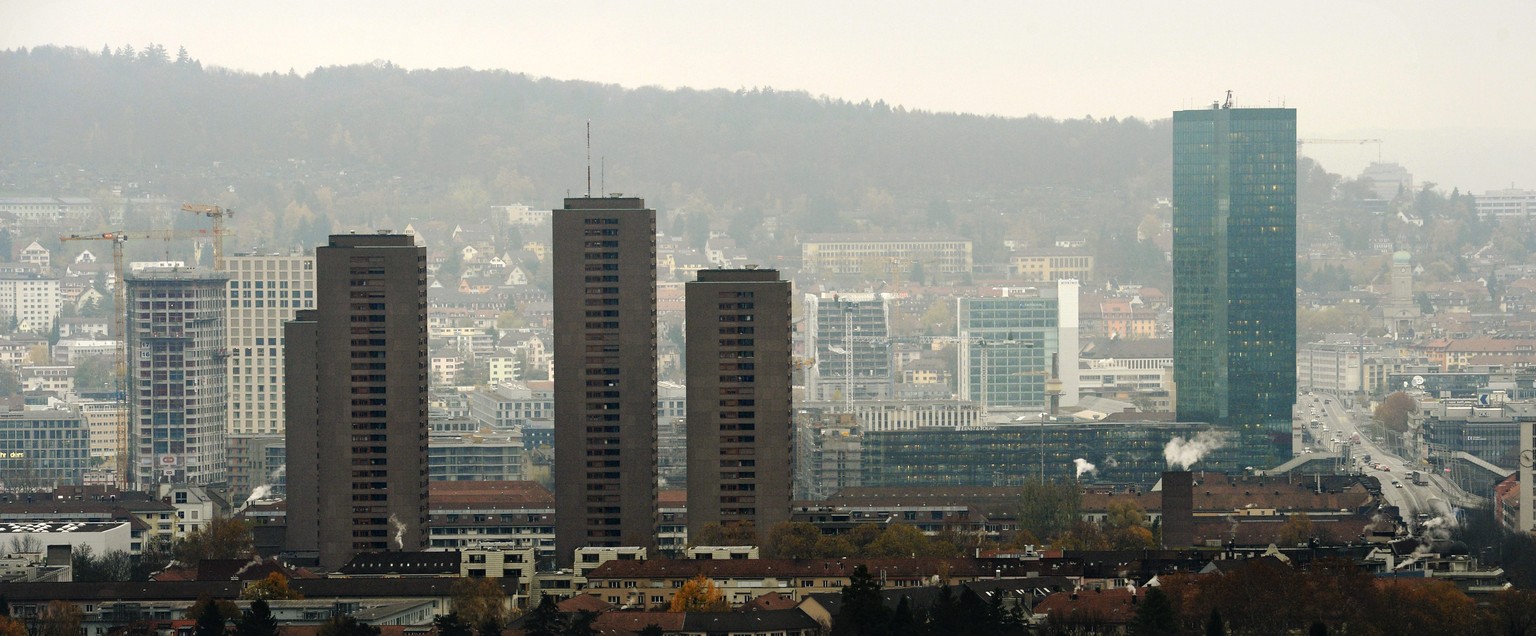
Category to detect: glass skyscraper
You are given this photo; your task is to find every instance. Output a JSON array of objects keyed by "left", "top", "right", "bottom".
[{"left": 1172, "top": 107, "right": 1297, "bottom": 467}]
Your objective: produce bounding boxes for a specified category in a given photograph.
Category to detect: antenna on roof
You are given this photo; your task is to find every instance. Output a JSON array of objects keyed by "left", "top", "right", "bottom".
[{"left": 585, "top": 121, "right": 592, "bottom": 198}]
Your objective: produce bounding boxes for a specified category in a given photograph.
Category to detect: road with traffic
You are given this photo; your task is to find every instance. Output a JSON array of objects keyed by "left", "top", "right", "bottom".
[{"left": 1299, "top": 392, "right": 1461, "bottom": 521}]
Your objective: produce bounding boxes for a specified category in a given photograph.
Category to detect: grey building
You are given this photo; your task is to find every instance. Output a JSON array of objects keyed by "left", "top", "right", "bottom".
[
  {"left": 285, "top": 233, "right": 429, "bottom": 569},
  {"left": 805, "top": 292, "right": 891, "bottom": 403},
  {"left": 552, "top": 197, "right": 658, "bottom": 562},
  {"left": 125, "top": 268, "right": 229, "bottom": 488},
  {"left": 685, "top": 269, "right": 793, "bottom": 540}
]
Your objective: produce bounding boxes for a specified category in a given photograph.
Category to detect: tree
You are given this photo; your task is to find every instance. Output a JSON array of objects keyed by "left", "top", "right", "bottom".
[
  {"left": 234, "top": 599, "right": 279, "bottom": 636},
  {"left": 1018, "top": 477, "right": 1081, "bottom": 542},
  {"left": 1374, "top": 391, "right": 1418, "bottom": 433},
  {"left": 1205, "top": 608, "right": 1226, "bottom": 636},
  {"left": 763, "top": 521, "right": 822, "bottom": 559},
  {"left": 636, "top": 626, "right": 664, "bottom": 636},
  {"left": 316, "top": 615, "right": 380, "bottom": 636},
  {"left": 0, "top": 368, "right": 18, "bottom": 396},
  {"left": 38, "top": 601, "right": 84, "bottom": 636},
  {"left": 689, "top": 521, "right": 757, "bottom": 547},
  {"left": 566, "top": 610, "right": 599, "bottom": 636},
  {"left": 451, "top": 577, "right": 508, "bottom": 629},
  {"left": 864, "top": 523, "right": 931, "bottom": 557},
  {"left": 831, "top": 565, "right": 888, "bottom": 635},
  {"left": 194, "top": 597, "right": 231, "bottom": 636},
  {"left": 432, "top": 613, "right": 473, "bottom": 636},
  {"left": 1481, "top": 589, "right": 1536, "bottom": 636},
  {"left": 172, "top": 517, "right": 254, "bottom": 565},
  {"left": 521, "top": 596, "right": 567, "bottom": 636},
  {"left": 240, "top": 572, "right": 302, "bottom": 600},
  {"left": 0, "top": 616, "right": 24, "bottom": 636},
  {"left": 669, "top": 574, "right": 728, "bottom": 612},
  {"left": 1129, "top": 587, "right": 1177, "bottom": 636},
  {"left": 186, "top": 595, "right": 240, "bottom": 624},
  {"left": 72, "top": 545, "right": 133, "bottom": 581},
  {"left": 1277, "top": 514, "right": 1316, "bottom": 546}
]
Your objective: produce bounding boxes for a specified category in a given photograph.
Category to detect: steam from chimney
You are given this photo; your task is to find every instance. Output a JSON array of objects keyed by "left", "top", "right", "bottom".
[
  {"left": 1164, "top": 431, "right": 1227, "bottom": 469},
  {"left": 389, "top": 513, "right": 407, "bottom": 550},
  {"left": 243, "top": 485, "right": 272, "bottom": 507},
  {"left": 1073, "top": 458, "right": 1097, "bottom": 478}
]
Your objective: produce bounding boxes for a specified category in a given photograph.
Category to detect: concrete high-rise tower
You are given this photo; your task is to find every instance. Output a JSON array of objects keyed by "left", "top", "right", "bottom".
[
  {"left": 1172, "top": 106, "right": 1297, "bottom": 467},
  {"left": 553, "top": 197, "right": 658, "bottom": 562},
  {"left": 685, "top": 268, "right": 792, "bottom": 540},
  {"left": 285, "top": 233, "right": 428, "bottom": 569},
  {"left": 126, "top": 267, "right": 229, "bottom": 488}
]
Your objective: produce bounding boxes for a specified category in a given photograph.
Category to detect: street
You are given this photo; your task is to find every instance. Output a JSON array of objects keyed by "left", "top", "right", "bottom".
[{"left": 1298, "top": 392, "right": 1460, "bottom": 521}]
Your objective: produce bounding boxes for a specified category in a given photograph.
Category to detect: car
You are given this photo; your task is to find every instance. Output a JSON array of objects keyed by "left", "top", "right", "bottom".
[{"left": 1392, "top": 480, "right": 1403, "bottom": 488}]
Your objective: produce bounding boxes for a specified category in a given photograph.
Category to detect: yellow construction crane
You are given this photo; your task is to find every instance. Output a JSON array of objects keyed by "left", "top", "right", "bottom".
[
  {"left": 180, "top": 204, "right": 234, "bottom": 269},
  {"left": 60, "top": 232, "right": 131, "bottom": 486}
]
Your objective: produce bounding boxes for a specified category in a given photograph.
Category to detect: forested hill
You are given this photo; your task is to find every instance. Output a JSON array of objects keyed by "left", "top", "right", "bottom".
[{"left": 1, "top": 45, "right": 1172, "bottom": 262}]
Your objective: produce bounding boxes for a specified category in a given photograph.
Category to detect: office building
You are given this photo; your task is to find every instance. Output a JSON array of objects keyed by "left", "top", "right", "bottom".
[
  {"left": 552, "top": 197, "right": 658, "bottom": 561},
  {"left": 956, "top": 280, "right": 1079, "bottom": 410},
  {"left": 1475, "top": 188, "right": 1536, "bottom": 219},
  {"left": 0, "top": 408, "right": 90, "bottom": 488},
  {"left": 285, "top": 233, "right": 428, "bottom": 569},
  {"left": 685, "top": 268, "right": 793, "bottom": 540},
  {"left": 805, "top": 292, "right": 891, "bottom": 403},
  {"left": 223, "top": 253, "right": 315, "bottom": 436},
  {"left": 1172, "top": 106, "right": 1297, "bottom": 466},
  {"left": 126, "top": 268, "right": 229, "bottom": 488}
]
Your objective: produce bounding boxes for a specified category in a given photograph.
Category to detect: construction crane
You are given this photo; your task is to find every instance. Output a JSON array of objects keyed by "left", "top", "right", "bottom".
[
  {"left": 60, "top": 232, "right": 131, "bottom": 487},
  {"left": 1298, "top": 138, "right": 1384, "bottom": 162},
  {"left": 60, "top": 228, "right": 225, "bottom": 488},
  {"left": 180, "top": 204, "right": 234, "bottom": 270}
]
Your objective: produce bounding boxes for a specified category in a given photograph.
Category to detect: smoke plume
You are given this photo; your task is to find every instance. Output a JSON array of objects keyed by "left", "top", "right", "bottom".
[
  {"left": 1164, "top": 431, "right": 1227, "bottom": 469},
  {"left": 389, "top": 513, "right": 407, "bottom": 550},
  {"left": 243, "top": 485, "right": 272, "bottom": 507},
  {"left": 1073, "top": 458, "right": 1097, "bottom": 478}
]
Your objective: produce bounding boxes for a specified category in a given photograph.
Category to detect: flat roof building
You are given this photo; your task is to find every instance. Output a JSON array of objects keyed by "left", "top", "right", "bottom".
[
  {"left": 552, "top": 197, "right": 658, "bottom": 562},
  {"left": 285, "top": 234, "right": 428, "bottom": 569},
  {"left": 686, "top": 269, "right": 793, "bottom": 541}
]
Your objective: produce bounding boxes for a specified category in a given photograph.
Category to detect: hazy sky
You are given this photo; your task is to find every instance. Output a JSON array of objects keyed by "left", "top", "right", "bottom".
[{"left": 4, "top": 1, "right": 1533, "bottom": 191}]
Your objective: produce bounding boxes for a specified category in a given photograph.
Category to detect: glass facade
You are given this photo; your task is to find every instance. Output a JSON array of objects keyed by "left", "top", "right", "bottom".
[
  {"left": 862, "top": 421, "right": 1238, "bottom": 488},
  {"left": 1173, "top": 107, "right": 1297, "bottom": 467},
  {"left": 958, "top": 297, "right": 1059, "bottom": 408},
  {"left": 0, "top": 411, "right": 90, "bottom": 488}
]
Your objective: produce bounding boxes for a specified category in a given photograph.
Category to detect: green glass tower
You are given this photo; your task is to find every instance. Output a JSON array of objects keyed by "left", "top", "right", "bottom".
[{"left": 1172, "top": 107, "right": 1296, "bottom": 467}]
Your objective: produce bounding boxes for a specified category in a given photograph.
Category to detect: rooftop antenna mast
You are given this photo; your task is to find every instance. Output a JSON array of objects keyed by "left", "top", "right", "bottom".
[{"left": 585, "top": 121, "right": 592, "bottom": 197}]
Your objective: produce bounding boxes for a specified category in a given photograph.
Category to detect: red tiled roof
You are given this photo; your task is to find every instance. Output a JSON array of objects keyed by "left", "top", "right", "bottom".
[
  {"left": 1034, "top": 588, "right": 1138, "bottom": 624},
  {"left": 558, "top": 593, "right": 615, "bottom": 613},
  {"left": 588, "top": 557, "right": 992, "bottom": 580}
]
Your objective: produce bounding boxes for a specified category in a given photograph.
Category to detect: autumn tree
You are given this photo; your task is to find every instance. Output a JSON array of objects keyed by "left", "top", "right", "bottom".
[
  {"left": 450, "top": 577, "right": 508, "bottom": 629},
  {"left": 1374, "top": 391, "right": 1418, "bottom": 433},
  {"left": 1104, "top": 500, "right": 1155, "bottom": 549},
  {"left": 432, "top": 613, "right": 472, "bottom": 636},
  {"left": 864, "top": 524, "right": 931, "bottom": 557},
  {"left": 1277, "top": 514, "right": 1316, "bottom": 546},
  {"left": 38, "top": 601, "right": 84, "bottom": 636},
  {"left": 173, "top": 517, "right": 254, "bottom": 565},
  {"left": 689, "top": 522, "right": 757, "bottom": 547},
  {"left": 0, "top": 616, "right": 24, "bottom": 636},
  {"left": 669, "top": 574, "right": 728, "bottom": 612},
  {"left": 1019, "top": 477, "right": 1082, "bottom": 542},
  {"left": 186, "top": 595, "right": 240, "bottom": 624},
  {"left": 240, "top": 572, "right": 302, "bottom": 600},
  {"left": 763, "top": 521, "right": 822, "bottom": 559}
]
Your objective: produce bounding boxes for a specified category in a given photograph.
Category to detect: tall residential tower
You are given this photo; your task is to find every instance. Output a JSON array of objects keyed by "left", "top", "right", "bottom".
[
  {"left": 285, "top": 233, "right": 428, "bottom": 569},
  {"left": 553, "top": 197, "right": 658, "bottom": 562},
  {"left": 1172, "top": 106, "right": 1297, "bottom": 466},
  {"left": 685, "top": 268, "right": 792, "bottom": 541}
]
